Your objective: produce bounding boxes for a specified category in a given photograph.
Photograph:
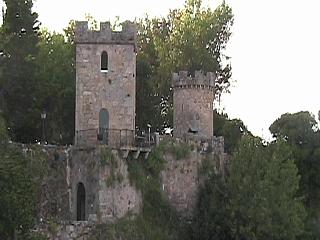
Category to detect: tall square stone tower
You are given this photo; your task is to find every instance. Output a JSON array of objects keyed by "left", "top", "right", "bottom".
[{"left": 75, "top": 21, "right": 137, "bottom": 144}]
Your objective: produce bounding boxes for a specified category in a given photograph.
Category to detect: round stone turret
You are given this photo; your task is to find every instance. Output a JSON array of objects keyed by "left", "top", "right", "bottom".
[{"left": 173, "top": 70, "right": 216, "bottom": 139}]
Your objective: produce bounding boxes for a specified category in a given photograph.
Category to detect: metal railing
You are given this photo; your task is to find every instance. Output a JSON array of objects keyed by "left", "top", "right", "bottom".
[{"left": 75, "top": 128, "right": 154, "bottom": 148}]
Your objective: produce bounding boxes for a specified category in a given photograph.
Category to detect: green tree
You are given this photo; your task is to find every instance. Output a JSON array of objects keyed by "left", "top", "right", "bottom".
[
  {"left": 270, "top": 111, "right": 320, "bottom": 239},
  {"left": 194, "top": 136, "right": 305, "bottom": 240},
  {"left": 136, "top": 0, "right": 233, "bottom": 131},
  {"left": 269, "top": 111, "right": 320, "bottom": 210},
  {"left": 0, "top": 0, "right": 40, "bottom": 142},
  {"left": 34, "top": 28, "right": 75, "bottom": 144},
  {"left": 0, "top": 114, "right": 8, "bottom": 142},
  {"left": 213, "top": 110, "right": 251, "bottom": 153},
  {"left": 0, "top": 116, "right": 43, "bottom": 239},
  {"left": 136, "top": 17, "right": 166, "bottom": 131}
]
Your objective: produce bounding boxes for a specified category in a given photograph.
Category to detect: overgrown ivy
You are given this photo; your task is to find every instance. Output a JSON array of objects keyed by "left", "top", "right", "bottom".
[
  {"left": 169, "top": 141, "right": 192, "bottom": 160},
  {"left": 100, "top": 147, "right": 115, "bottom": 167},
  {"left": 100, "top": 147, "right": 124, "bottom": 187},
  {"left": 152, "top": 138, "right": 192, "bottom": 161},
  {"left": 0, "top": 124, "right": 49, "bottom": 239},
  {"left": 198, "top": 153, "right": 217, "bottom": 177},
  {"left": 90, "top": 141, "right": 191, "bottom": 240}
]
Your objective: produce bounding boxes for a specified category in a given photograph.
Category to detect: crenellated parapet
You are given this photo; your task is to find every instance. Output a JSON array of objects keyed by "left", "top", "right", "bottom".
[
  {"left": 173, "top": 70, "right": 216, "bottom": 90},
  {"left": 75, "top": 21, "right": 137, "bottom": 51}
]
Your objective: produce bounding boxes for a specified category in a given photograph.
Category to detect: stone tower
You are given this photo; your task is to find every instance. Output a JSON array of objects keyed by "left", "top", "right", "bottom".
[
  {"left": 173, "top": 71, "right": 215, "bottom": 139},
  {"left": 75, "top": 21, "right": 137, "bottom": 145}
]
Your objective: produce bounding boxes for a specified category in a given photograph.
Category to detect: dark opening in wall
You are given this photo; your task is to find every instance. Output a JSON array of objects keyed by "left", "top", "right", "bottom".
[
  {"left": 99, "top": 108, "right": 109, "bottom": 144},
  {"left": 77, "top": 182, "right": 86, "bottom": 221},
  {"left": 101, "top": 51, "right": 108, "bottom": 72}
]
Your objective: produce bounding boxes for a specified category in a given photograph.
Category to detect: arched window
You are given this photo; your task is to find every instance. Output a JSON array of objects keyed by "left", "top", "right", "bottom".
[
  {"left": 76, "top": 182, "right": 86, "bottom": 221},
  {"left": 101, "top": 51, "right": 108, "bottom": 72}
]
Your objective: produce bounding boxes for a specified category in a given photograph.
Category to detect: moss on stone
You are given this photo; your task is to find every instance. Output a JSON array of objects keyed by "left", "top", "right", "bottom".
[{"left": 100, "top": 147, "right": 115, "bottom": 167}]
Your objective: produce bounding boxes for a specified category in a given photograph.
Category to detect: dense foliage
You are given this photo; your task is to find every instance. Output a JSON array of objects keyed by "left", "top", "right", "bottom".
[
  {"left": 0, "top": 116, "right": 46, "bottom": 240},
  {"left": 0, "top": 0, "right": 40, "bottom": 142},
  {"left": 270, "top": 111, "right": 320, "bottom": 239},
  {"left": 34, "top": 28, "right": 75, "bottom": 144},
  {"left": 194, "top": 136, "right": 306, "bottom": 240},
  {"left": 269, "top": 111, "right": 320, "bottom": 208},
  {"left": 213, "top": 110, "right": 251, "bottom": 153}
]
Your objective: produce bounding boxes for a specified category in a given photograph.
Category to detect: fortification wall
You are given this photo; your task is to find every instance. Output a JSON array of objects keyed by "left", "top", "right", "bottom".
[
  {"left": 95, "top": 148, "right": 142, "bottom": 222},
  {"left": 69, "top": 146, "right": 142, "bottom": 223},
  {"left": 36, "top": 146, "right": 141, "bottom": 226},
  {"left": 35, "top": 146, "right": 71, "bottom": 222},
  {"left": 34, "top": 136, "right": 227, "bottom": 239},
  {"left": 161, "top": 151, "right": 203, "bottom": 217},
  {"left": 161, "top": 136, "right": 227, "bottom": 217}
]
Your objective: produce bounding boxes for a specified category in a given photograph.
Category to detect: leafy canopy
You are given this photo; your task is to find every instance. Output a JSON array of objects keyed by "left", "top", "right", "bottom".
[
  {"left": 269, "top": 111, "right": 320, "bottom": 239},
  {"left": 136, "top": 0, "right": 233, "bottom": 131},
  {"left": 0, "top": 116, "right": 46, "bottom": 240},
  {"left": 194, "top": 136, "right": 305, "bottom": 240},
  {"left": 0, "top": 0, "right": 40, "bottom": 142}
]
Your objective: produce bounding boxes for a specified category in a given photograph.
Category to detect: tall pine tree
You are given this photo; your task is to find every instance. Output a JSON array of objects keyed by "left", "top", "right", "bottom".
[{"left": 0, "top": 0, "right": 39, "bottom": 142}]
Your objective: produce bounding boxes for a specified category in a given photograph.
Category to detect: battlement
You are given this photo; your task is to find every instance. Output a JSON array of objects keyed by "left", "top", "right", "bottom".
[
  {"left": 173, "top": 70, "right": 215, "bottom": 89},
  {"left": 75, "top": 21, "right": 137, "bottom": 51}
]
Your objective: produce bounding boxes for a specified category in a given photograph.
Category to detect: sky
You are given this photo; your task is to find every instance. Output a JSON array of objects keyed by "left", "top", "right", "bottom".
[{"left": 1, "top": 0, "right": 319, "bottom": 140}]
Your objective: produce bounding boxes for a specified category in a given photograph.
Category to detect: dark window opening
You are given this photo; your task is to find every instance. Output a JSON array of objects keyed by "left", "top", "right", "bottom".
[
  {"left": 77, "top": 182, "right": 86, "bottom": 221},
  {"left": 101, "top": 51, "right": 108, "bottom": 72},
  {"left": 188, "top": 128, "right": 198, "bottom": 134},
  {"left": 99, "top": 108, "right": 109, "bottom": 144}
]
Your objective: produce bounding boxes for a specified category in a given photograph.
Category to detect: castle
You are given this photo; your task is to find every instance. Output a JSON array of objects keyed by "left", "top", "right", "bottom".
[
  {"left": 75, "top": 20, "right": 217, "bottom": 146},
  {"left": 35, "top": 20, "right": 227, "bottom": 239}
]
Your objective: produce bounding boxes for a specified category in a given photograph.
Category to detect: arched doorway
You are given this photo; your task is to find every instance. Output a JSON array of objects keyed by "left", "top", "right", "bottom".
[
  {"left": 99, "top": 108, "right": 109, "bottom": 144},
  {"left": 76, "top": 182, "right": 86, "bottom": 221}
]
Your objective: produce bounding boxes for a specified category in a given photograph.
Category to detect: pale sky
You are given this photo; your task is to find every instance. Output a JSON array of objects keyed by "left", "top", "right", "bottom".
[{"left": 1, "top": 0, "right": 319, "bottom": 140}]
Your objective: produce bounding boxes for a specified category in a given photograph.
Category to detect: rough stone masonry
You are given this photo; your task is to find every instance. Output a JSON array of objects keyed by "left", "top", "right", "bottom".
[
  {"left": 173, "top": 70, "right": 215, "bottom": 140},
  {"left": 75, "top": 21, "right": 137, "bottom": 145}
]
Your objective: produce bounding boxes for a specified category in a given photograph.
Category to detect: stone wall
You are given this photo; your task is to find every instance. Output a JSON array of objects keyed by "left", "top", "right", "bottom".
[
  {"left": 69, "top": 147, "right": 100, "bottom": 222},
  {"left": 37, "top": 145, "right": 142, "bottom": 226},
  {"left": 69, "top": 146, "right": 142, "bottom": 223},
  {"left": 35, "top": 145, "right": 142, "bottom": 240},
  {"left": 36, "top": 221, "right": 94, "bottom": 240},
  {"left": 97, "top": 149, "right": 142, "bottom": 222},
  {"left": 173, "top": 71, "right": 215, "bottom": 139},
  {"left": 33, "top": 135, "right": 228, "bottom": 238},
  {"left": 37, "top": 146, "right": 71, "bottom": 222},
  {"left": 161, "top": 151, "right": 204, "bottom": 217},
  {"left": 159, "top": 136, "right": 227, "bottom": 218},
  {"left": 75, "top": 21, "right": 136, "bottom": 145}
]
